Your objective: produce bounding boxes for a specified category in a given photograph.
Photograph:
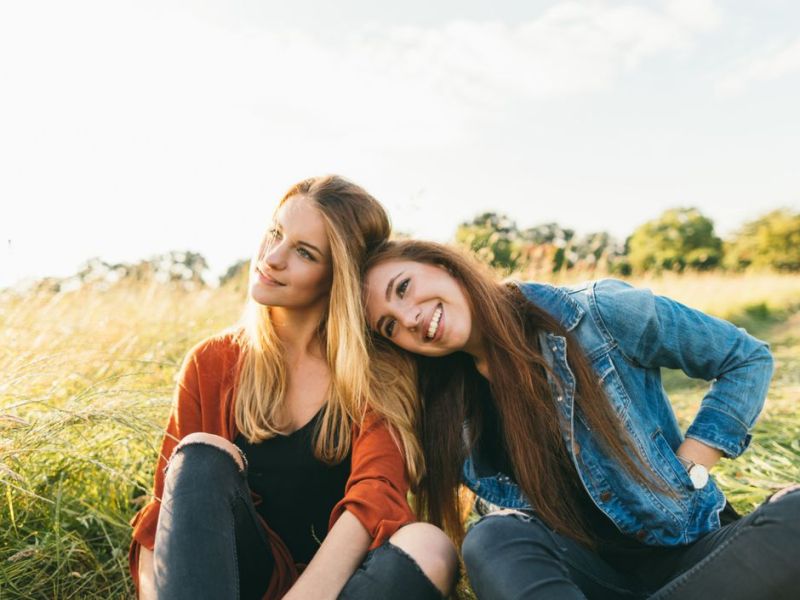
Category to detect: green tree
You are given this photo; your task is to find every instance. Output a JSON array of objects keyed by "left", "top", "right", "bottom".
[
  {"left": 517, "top": 222, "right": 574, "bottom": 272},
  {"left": 724, "top": 209, "right": 800, "bottom": 271},
  {"left": 627, "top": 208, "right": 722, "bottom": 273},
  {"left": 454, "top": 212, "right": 522, "bottom": 272}
]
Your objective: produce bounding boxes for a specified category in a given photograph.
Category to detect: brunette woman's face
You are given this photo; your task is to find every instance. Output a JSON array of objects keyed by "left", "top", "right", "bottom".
[
  {"left": 364, "top": 259, "right": 475, "bottom": 357},
  {"left": 249, "top": 195, "right": 332, "bottom": 310}
]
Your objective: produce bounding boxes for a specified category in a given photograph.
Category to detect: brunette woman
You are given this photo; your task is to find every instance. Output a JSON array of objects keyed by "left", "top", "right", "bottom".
[
  {"left": 362, "top": 239, "right": 799, "bottom": 600},
  {"left": 129, "top": 177, "right": 457, "bottom": 599}
]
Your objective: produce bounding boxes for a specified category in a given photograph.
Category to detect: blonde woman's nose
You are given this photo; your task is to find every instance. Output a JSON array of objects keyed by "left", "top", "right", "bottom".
[{"left": 263, "top": 240, "right": 287, "bottom": 270}]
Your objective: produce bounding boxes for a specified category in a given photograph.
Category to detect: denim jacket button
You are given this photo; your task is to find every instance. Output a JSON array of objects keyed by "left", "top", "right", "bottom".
[
  {"left": 556, "top": 395, "right": 563, "bottom": 402},
  {"left": 636, "top": 529, "right": 647, "bottom": 541},
  {"left": 600, "top": 491, "right": 612, "bottom": 502}
]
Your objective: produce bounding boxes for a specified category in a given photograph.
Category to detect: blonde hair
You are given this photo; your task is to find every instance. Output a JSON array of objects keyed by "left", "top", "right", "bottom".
[{"left": 233, "top": 175, "right": 423, "bottom": 482}]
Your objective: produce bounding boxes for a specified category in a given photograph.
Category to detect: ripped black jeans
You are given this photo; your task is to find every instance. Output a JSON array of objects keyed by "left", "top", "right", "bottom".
[
  {"left": 153, "top": 441, "right": 442, "bottom": 600},
  {"left": 462, "top": 490, "right": 800, "bottom": 600}
]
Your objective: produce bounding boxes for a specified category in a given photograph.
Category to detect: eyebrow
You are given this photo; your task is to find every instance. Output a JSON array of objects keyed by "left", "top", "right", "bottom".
[
  {"left": 372, "top": 271, "right": 403, "bottom": 334},
  {"left": 375, "top": 271, "right": 403, "bottom": 334},
  {"left": 273, "top": 222, "right": 325, "bottom": 257},
  {"left": 385, "top": 271, "right": 403, "bottom": 302},
  {"left": 298, "top": 240, "right": 324, "bottom": 256}
]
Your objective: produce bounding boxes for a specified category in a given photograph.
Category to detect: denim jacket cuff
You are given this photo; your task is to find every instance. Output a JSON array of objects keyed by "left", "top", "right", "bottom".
[{"left": 685, "top": 406, "right": 752, "bottom": 458}]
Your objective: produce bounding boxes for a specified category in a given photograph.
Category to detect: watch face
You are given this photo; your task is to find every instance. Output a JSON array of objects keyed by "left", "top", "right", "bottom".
[{"left": 689, "top": 464, "right": 709, "bottom": 489}]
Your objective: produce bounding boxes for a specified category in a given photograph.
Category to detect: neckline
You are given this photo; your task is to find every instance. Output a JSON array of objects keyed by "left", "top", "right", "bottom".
[{"left": 281, "top": 405, "right": 324, "bottom": 437}]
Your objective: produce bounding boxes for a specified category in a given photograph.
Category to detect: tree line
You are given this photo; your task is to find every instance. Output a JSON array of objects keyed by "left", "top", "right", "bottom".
[
  {"left": 455, "top": 207, "right": 800, "bottom": 277},
  {"left": 20, "top": 207, "right": 800, "bottom": 294}
]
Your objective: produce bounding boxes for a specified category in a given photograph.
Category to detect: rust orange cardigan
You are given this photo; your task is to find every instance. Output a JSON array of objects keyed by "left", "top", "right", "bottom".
[{"left": 128, "top": 331, "right": 415, "bottom": 599}]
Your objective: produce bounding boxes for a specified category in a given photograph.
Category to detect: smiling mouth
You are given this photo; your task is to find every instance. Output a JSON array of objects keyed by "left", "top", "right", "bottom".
[
  {"left": 425, "top": 304, "right": 443, "bottom": 341},
  {"left": 256, "top": 267, "right": 285, "bottom": 286}
]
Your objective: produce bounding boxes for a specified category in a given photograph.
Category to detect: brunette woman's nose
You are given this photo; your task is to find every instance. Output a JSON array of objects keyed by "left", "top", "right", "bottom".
[{"left": 401, "top": 307, "right": 422, "bottom": 331}]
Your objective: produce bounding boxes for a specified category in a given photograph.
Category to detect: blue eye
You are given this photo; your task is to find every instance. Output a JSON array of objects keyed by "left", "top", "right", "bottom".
[
  {"left": 385, "top": 319, "right": 396, "bottom": 337},
  {"left": 297, "top": 247, "right": 313, "bottom": 259}
]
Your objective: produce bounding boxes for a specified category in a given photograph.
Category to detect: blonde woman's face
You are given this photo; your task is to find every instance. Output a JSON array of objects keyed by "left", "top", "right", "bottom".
[
  {"left": 250, "top": 195, "right": 332, "bottom": 310},
  {"left": 364, "top": 259, "right": 474, "bottom": 357}
]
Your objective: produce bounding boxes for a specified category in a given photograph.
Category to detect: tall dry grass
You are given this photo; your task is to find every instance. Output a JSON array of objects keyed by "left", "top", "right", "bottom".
[
  {"left": 0, "top": 281, "right": 243, "bottom": 598},
  {"left": 1, "top": 272, "right": 799, "bottom": 598}
]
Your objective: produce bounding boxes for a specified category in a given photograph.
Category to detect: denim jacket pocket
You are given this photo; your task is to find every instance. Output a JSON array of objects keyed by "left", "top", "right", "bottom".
[{"left": 651, "top": 429, "right": 696, "bottom": 510}]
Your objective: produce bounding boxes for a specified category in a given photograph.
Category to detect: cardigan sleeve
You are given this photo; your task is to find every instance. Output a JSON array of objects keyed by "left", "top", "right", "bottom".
[
  {"left": 128, "top": 348, "right": 205, "bottom": 594},
  {"left": 328, "top": 413, "right": 416, "bottom": 550}
]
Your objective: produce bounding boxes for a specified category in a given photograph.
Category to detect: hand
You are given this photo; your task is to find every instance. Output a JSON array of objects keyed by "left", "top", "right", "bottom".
[{"left": 769, "top": 484, "right": 800, "bottom": 503}]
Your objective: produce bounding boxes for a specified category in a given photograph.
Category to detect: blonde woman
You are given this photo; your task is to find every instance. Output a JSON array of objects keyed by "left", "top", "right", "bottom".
[{"left": 129, "top": 176, "right": 457, "bottom": 599}]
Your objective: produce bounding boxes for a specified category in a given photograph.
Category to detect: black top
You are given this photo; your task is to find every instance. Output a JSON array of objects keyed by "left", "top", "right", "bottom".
[{"left": 234, "top": 409, "right": 351, "bottom": 564}]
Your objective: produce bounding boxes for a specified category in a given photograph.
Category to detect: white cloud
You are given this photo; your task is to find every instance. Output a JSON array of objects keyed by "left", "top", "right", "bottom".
[
  {"left": 717, "top": 36, "right": 800, "bottom": 95},
  {"left": 0, "top": 1, "right": 721, "bottom": 150},
  {"left": 664, "top": 0, "right": 721, "bottom": 31}
]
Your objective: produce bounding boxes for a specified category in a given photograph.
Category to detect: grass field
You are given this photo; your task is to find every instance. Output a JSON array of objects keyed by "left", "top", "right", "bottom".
[{"left": 1, "top": 273, "right": 799, "bottom": 599}]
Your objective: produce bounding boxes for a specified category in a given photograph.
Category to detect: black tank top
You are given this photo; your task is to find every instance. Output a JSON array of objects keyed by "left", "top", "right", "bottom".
[{"left": 234, "top": 409, "right": 351, "bottom": 564}]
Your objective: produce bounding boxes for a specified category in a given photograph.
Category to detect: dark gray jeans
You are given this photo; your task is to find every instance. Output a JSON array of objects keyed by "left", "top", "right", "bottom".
[
  {"left": 153, "top": 441, "right": 442, "bottom": 600},
  {"left": 462, "top": 490, "right": 800, "bottom": 600}
]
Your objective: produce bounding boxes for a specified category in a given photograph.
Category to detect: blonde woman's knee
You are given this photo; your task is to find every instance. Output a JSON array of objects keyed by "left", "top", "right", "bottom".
[{"left": 174, "top": 432, "right": 245, "bottom": 472}]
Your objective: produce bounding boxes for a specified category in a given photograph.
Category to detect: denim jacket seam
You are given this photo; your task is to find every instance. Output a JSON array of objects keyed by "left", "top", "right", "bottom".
[
  {"left": 586, "top": 281, "right": 624, "bottom": 351},
  {"left": 691, "top": 404, "right": 751, "bottom": 432},
  {"left": 584, "top": 340, "right": 617, "bottom": 363}
]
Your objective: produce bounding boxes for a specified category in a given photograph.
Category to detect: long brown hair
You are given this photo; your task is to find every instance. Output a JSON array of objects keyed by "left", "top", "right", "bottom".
[
  {"left": 235, "top": 176, "right": 423, "bottom": 482},
  {"left": 364, "top": 240, "right": 656, "bottom": 546}
]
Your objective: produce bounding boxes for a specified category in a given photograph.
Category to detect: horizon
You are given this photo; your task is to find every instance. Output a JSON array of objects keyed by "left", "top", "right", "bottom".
[{"left": 4, "top": 202, "right": 792, "bottom": 290}]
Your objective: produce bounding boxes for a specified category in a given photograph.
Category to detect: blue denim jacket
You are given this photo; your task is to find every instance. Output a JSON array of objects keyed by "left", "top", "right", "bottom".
[{"left": 462, "top": 279, "right": 774, "bottom": 546}]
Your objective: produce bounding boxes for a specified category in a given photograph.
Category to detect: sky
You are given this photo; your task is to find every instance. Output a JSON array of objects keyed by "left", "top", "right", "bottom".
[{"left": 1, "top": 0, "right": 799, "bottom": 287}]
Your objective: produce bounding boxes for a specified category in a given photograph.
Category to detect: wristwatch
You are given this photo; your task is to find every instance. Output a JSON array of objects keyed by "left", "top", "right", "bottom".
[{"left": 676, "top": 455, "right": 709, "bottom": 490}]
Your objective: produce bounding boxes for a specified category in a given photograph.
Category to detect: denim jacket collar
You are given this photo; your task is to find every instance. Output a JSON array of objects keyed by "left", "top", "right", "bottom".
[{"left": 510, "top": 281, "right": 585, "bottom": 332}]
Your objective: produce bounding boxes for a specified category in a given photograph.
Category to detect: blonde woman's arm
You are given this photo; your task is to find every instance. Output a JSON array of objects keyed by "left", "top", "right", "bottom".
[
  {"left": 137, "top": 547, "right": 156, "bottom": 600},
  {"left": 282, "top": 510, "right": 371, "bottom": 600},
  {"left": 285, "top": 412, "right": 417, "bottom": 598}
]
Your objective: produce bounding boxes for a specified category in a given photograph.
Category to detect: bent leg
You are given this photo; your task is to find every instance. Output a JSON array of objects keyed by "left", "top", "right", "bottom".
[
  {"left": 389, "top": 523, "right": 458, "bottom": 596},
  {"left": 338, "top": 523, "right": 456, "bottom": 600},
  {"left": 462, "top": 513, "right": 642, "bottom": 600},
  {"left": 154, "top": 434, "right": 274, "bottom": 600},
  {"left": 650, "top": 489, "right": 800, "bottom": 600}
]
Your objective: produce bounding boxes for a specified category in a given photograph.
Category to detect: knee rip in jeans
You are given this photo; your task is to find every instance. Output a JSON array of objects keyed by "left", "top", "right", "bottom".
[
  {"left": 476, "top": 509, "right": 536, "bottom": 527},
  {"left": 484, "top": 508, "right": 531, "bottom": 519},
  {"left": 163, "top": 438, "right": 248, "bottom": 477}
]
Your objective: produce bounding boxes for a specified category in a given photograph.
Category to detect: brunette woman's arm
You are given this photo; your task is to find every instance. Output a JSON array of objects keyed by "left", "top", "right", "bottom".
[{"left": 593, "top": 279, "right": 774, "bottom": 461}]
